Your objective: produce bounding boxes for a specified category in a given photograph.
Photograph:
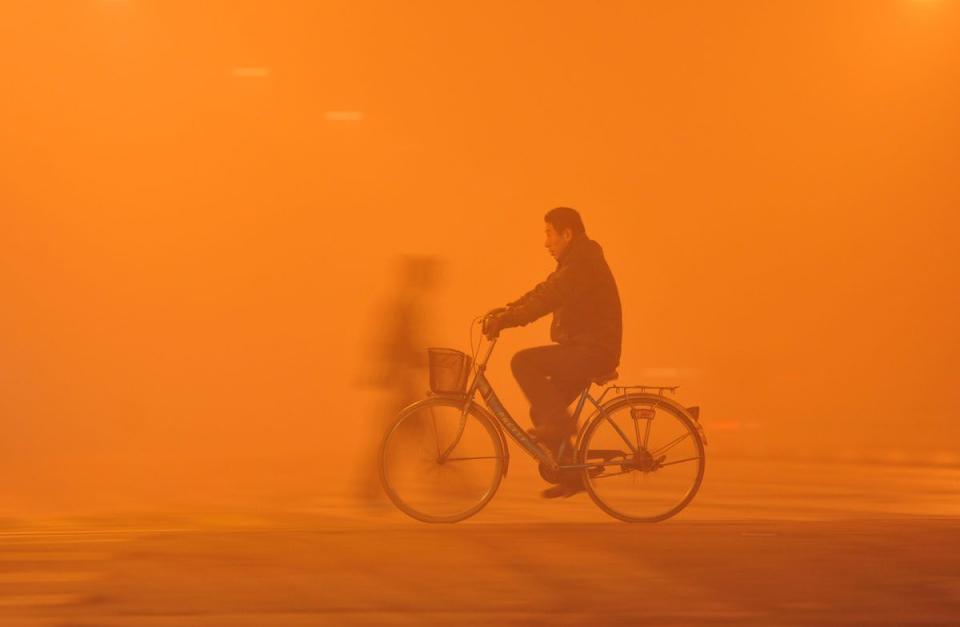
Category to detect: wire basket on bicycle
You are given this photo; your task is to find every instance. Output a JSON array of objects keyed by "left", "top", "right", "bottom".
[{"left": 427, "top": 348, "right": 472, "bottom": 395}]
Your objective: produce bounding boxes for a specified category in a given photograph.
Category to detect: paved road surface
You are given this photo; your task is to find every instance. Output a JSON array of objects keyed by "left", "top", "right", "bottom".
[{"left": 1, "top": 459, "right": 958, "bottom": 626}]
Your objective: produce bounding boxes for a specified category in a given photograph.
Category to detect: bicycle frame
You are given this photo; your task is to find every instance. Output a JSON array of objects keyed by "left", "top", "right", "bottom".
[{"left": 443, "top": 336, "right": 609, "bottom": 470}]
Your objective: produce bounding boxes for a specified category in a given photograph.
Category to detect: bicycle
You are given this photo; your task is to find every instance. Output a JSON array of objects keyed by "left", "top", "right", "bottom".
[{"left": 378, "top": 313, "right": 708, "bottom": 523}]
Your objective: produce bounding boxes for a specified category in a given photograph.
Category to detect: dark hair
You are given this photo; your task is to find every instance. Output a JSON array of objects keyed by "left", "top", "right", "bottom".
[{"left": 544, "top": 206, "right": 586, "bottom": 237}]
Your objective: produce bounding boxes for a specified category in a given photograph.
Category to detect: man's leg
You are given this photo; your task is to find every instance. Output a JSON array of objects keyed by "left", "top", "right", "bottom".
[
  {"left": 511, "top": 346, "right": 565, "bottom": 433},
  {"left": 511, "top": 344, "right": 612, "bottom": 452},
  {"left": 512, "top": 344, "right": 614, "bottom": 498}
]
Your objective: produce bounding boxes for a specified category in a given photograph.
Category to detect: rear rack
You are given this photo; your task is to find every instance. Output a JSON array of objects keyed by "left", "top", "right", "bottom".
[{"left": 597, "top": 384, "right": 678, "bottom": 405}]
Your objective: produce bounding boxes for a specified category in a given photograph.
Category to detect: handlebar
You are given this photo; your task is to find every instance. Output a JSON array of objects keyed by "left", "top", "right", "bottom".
[
  {"left": 480, "top": 307, "right": 506, "bottom": 340},
  {"left": 480, "top": 314, "right": 496, "bottom": 339},
  {"left": 475, "top": 314, "right": 500, "bottom": 371}
]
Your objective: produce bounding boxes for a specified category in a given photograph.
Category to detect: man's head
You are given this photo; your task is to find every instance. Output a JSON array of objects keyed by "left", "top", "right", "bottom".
[{"left": 544, "top": 206, "right": 585, "bottom": 260}]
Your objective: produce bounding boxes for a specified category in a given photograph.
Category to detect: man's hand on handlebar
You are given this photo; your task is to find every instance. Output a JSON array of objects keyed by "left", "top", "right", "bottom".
[
  {"left": 484, "top": 306, "right": 507, "bottom": 319},
  {"left": 482, "top": 307, "right": 508, "bottom": 340}
]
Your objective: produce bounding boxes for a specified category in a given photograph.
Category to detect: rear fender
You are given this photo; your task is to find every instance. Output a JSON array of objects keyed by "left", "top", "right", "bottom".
[{"left": 575, "top": 392, "right": 705, "bottom": 451}]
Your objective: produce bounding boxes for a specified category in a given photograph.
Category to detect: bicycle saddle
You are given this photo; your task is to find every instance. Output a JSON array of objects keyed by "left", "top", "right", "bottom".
[{"left": 593, "top": 370, "right": 619, "bottom": 386}]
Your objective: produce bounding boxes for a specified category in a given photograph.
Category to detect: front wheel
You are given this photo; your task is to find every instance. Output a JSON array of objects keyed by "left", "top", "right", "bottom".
[
  {"left": 579, "top": 394, "right": 705, "bottom": 522},
  {"left": 379, "top": 397, "right": 505, "bottom": 523}
]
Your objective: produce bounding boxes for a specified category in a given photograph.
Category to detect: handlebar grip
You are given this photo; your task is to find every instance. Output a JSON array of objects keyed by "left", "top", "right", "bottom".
[{"left": 480, "top": 312, "right": 501, "bottom": 339}]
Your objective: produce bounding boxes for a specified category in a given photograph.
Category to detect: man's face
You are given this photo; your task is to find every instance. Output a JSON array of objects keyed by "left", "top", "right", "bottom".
[{"left": 544, "top": 222, "right": 572, "bottom": 260}]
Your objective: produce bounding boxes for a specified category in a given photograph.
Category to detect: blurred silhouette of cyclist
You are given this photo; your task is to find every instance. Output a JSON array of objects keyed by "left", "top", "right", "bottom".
[
  {"left": 358, "top": 256, "right": 441, "bottom": 502},
  {"left": 484, "top": 207, "right": 622, "bottom": 498}
]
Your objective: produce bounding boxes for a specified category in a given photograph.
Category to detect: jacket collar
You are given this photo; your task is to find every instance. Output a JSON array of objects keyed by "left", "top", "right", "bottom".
[{"left": 557, "top": 233, "right": 588, "bottom": 265}]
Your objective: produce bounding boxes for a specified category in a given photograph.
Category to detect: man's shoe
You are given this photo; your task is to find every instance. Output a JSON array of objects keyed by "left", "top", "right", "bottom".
[
  {"left": 541, "top": 484, "right": 575, "bottom": 499},
  {"left": 540, "top": 475, "right": 585, "bottom": 499}
]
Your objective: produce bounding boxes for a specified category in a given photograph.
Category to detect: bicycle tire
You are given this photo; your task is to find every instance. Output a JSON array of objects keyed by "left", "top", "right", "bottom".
[
  {"left": 379, "top": 396, "right": 506, "bottom": 523},
  {"left": 578, "top": 393, "right": 705, "bottom": 523}
]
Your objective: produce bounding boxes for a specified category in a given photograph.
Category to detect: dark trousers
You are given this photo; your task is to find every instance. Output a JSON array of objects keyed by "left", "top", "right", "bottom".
[{"left": 510, "top": 344, "right": 616, "bottom": 445}]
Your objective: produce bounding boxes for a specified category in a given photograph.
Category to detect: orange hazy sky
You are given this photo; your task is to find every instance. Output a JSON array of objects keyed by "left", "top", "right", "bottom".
[{"left": 1, "top": 1, "right": 957, "bottom": 509}]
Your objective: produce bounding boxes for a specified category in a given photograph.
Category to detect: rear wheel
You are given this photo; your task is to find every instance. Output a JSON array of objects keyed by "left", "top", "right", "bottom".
[
  {"left": 579, "top": 395, "right": 705, "bottom": 522},
  {"left": 379, "top": 397, "right": 505, "bottom": 523}
]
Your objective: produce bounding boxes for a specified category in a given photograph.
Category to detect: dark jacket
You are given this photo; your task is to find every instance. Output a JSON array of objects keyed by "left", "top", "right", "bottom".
[{"left": 499, "top": 235, "right": 622, "bottom": 365}]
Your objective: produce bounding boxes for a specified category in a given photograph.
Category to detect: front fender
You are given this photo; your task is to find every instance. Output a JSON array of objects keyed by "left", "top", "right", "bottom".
[{"left": 429, "top": 394, "right": 511, "bottom": 477}]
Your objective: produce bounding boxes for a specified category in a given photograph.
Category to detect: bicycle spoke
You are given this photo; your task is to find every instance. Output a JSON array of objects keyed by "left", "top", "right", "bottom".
[
  {"left": 585, "top": 449, "right": 628, "bottom": 462},
  {"left": 651, "top": 431, "right": 691, "bottom": 457},
  {"left": 658, "top": 456, "right": 701, "bottom": 467},
  {"left": 440, "top": 413, "right": 469, "bottom": 459},
  {"left": 643, "top": 411, "right": 653, "bottom": 448},
  {"left": 429, "top": 406, "right": 442, "bottom": 458},
  {"left": 444, "top": 456, "right": 503, "bottom": 462},
  {"left": 417, "top": 437, "right": 436, "bottom": 461},
  {"left": 632, "top": 413, "right": 642, "bottom": 450},
  {"left": 603, "top": 412, "right": 638, "bottom": 453},
  {"left": 590, "top": 468, "right": 635, "bottom": 480}
]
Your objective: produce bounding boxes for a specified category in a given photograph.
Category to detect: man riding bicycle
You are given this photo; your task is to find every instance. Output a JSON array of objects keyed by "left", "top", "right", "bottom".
[{"left": 484, "top": 207, "right": 622, "bottom": 498}]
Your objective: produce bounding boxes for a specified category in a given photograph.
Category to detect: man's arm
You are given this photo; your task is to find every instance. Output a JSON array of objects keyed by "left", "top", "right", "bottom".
[
  {"left": 498, "top": 262, "right": 583, "bottom": 329},
  {"left": 505, "top": 281, "right": 545, "bottom": 309}
]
